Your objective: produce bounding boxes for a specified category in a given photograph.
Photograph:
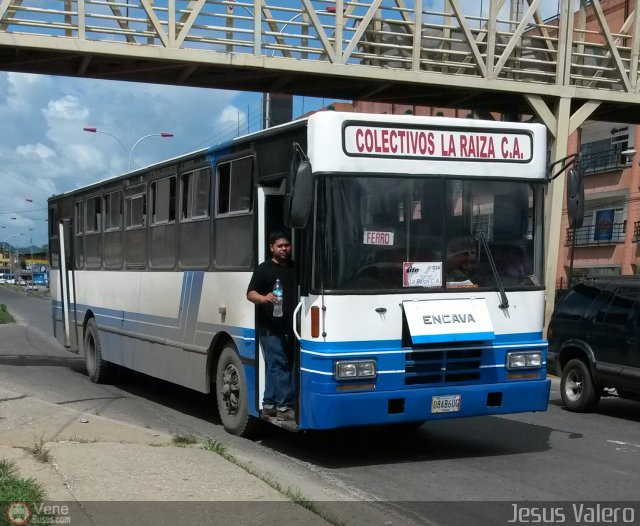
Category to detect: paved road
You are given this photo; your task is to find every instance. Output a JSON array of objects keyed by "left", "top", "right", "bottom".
[{"left": 1, "top": 285, "right": 639, "bottom": 525}]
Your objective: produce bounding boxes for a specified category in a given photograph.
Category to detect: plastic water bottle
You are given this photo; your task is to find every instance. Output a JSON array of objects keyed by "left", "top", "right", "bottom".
[{"left": 273, "top": 279, "right": 283, "bottom": 318}]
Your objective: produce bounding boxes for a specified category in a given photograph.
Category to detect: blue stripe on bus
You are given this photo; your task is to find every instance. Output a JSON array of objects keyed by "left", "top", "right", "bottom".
[
  {"left": 298, "top": 334, "right": 547, "bottom": 377},
  {"left": 300, "top": 332, "right": 544, "bottom": 351},
  {"left": 410, "top": 331, "right": 495, "bottom": 344}
]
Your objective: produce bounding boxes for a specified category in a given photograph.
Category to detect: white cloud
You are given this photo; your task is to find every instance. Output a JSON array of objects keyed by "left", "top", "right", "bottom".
[
  {"left": 16, "top": 143, "right": 56, "bottom": 160},
  {"left": 43, "top": 95, "right": 89, "bottom": 121},
  {"left": 220, "top": 105, "right": 247, "bottom": 127}
]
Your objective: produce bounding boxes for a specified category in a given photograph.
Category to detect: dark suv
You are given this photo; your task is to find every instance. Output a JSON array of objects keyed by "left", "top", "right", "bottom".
[{"left": 547, "top": 278, "right": 640, "bottom": 412}]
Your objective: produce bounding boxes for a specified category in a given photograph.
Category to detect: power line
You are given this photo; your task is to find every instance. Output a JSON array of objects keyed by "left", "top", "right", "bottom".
[{"left": 0, "top": 167, "right": 54, "bottom": 194}]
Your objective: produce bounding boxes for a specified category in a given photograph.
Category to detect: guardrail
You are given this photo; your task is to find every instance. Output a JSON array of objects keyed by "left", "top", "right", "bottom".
[{"left": 566, "top": 222, "right": 627, "bottom": 247}]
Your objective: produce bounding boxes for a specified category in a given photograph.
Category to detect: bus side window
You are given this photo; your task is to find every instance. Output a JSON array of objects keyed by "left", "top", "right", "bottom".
[
  {"left": 214, "top": 156, "right": 254, "bottom": 269},
  {"left": 179, "top": 167, "right": 211, "bottom": 269}
]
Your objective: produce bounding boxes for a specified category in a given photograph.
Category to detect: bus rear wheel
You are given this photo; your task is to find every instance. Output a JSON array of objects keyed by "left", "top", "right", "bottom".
[
  {"left": 84, "top": 318, "right": 112, "bottom": 384},
  {"left": 216, "top": 346, "right": 256, "bottom": 437}
]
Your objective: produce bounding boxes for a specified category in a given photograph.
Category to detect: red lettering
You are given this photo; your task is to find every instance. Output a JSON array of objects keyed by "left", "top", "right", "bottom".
[
  {"left": 365, "top": 129, "right": 374, "bottom": 152},
  {"left": 427, "top": 132, "right": 435, "bottom": 155},
  {"left": 487, "top": 137, "right": 495, "bottom": 158},
  {"left": 479, "top": 136, "right": 487, "bottom": 158},
  {"left": 356, "top": 129, "right": 364, "bottom": 152},
  {"left": 460, "top": 135, "right": 468, "bottom": 157},
  {"left": 447, "top": 135, "right": 456, "bottom": 156},
  {"left": 397, "top": 130, "right": 406, "bottom": 153},
  {"left": 381, "top": 129, "right": 389, "bottom": 152},
  {"left": 409, "top": 131, "right": 419, "bottom": 154},
  {"left": 501, "top": 136, "right": 509, "bottom": 158},
  {"left": 513, "top": 137, "right": 521, "bottom": 158},
  {"left": 389, "top": 130, "right": 398, "bottom": 153},
  {"left": 418, "top": 132, "right": 427, "bottom": 154},
  {"left": 467, "top": 135, "right": 476, "bottom": 157}
]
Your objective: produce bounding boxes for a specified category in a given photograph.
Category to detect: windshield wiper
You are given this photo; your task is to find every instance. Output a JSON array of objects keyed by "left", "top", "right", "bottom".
[{"left": 474, "top": 231, "right": 509, "bottom": 310}]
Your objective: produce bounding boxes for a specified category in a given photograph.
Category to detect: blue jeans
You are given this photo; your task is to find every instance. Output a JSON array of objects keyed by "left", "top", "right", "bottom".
[{"left": 259, "top": 329, "right": 295, "bottom": 408}]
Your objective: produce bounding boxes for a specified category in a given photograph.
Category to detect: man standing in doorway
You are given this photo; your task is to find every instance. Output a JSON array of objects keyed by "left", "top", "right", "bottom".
[{"left": 246, "top": 230, "right": 296, "bottom": 421}]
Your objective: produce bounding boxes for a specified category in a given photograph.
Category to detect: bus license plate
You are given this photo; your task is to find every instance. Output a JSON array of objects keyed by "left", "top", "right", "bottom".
[{"left": 431, "top": 395, "right": 461, "bottom": 413}]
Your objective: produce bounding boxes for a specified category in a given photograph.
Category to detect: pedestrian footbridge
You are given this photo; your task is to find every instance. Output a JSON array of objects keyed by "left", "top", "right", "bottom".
[{"left": 1, "top": 0, "right": 639, "bottom": 127}]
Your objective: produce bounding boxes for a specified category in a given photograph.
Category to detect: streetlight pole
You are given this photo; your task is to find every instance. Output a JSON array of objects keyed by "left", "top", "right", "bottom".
[
  {"left": 128, "top": 132, "right": 174, "bottom": 170},
  {"left": 83, "top": 127, "right": 174, "bottom": 171},
  {"left": 83, "top": 127, "right": 126, "bottom": 154},
  {"left": 4, "top": 233, "right": 23, "bottom": 277}
]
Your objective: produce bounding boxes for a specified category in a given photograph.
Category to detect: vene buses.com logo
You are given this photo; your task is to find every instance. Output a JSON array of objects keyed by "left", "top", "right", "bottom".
[{"left": 5, "top": 501, "right": 32, "bottom": 525}]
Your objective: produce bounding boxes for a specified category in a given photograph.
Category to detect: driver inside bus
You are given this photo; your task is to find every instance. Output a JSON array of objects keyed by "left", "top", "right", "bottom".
[
  {"left": 246, "top": 230, "right": 296, "bottom": 421},
  {"left": 445, "top": 237, "right": 478, "bottom": 287}
]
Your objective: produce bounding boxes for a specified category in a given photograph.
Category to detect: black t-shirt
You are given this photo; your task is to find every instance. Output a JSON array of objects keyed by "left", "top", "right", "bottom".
[{"left": 247, "top": 259, "right": 295, "bottom": 334}]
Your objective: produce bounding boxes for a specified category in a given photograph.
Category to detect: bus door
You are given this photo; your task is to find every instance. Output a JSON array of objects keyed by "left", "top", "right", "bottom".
[
  {"left": 255, "top": 184, "right": 300, "bottom": 418},
  {"left": 56, "top": 219, "right": 80, "bottom": 353}
]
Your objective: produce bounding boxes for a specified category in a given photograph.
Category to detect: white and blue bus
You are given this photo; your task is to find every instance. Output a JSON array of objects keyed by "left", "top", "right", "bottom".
[{"left": 49, "top": 111, "right": 550, "bottom": 436}]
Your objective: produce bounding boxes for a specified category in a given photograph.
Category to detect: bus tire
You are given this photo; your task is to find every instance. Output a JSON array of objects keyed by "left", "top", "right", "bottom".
[
  {"left": 216, "top": 345, "right": 256, "bottom": 437},
  {"left": 84, "top": 318, "right": 112, "bottom": 384}
]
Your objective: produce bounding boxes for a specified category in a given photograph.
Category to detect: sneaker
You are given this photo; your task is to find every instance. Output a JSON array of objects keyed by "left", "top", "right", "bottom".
[
  {"left": 261, "top": 405, "right": 277, "bottom": 418},
  {"left": 276, "top": 407, "right": 295, "bottom": 421}
]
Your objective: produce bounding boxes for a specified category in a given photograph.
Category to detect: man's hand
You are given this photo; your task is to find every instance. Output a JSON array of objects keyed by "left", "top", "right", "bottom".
[{"left": 247, "top": 290, "right": 277, "bottom": 305}]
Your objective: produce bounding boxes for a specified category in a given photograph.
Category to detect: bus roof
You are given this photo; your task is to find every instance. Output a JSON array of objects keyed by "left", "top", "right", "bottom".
[{"left": 49, "top": 111, "right": 546, "bottom": 202}]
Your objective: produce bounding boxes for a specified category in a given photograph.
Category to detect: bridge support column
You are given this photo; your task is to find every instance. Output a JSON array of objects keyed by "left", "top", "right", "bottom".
[
  {"left": 527, "top": 95, "right": 601, "bottom": 331},
  {"left": 542, "top": 97, "right": 571, "bottom": 331}
]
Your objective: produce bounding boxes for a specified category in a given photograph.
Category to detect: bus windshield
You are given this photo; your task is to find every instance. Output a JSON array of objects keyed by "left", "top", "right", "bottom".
[{"left": 315, "top": 176, "right": 541, "bottom": 292}]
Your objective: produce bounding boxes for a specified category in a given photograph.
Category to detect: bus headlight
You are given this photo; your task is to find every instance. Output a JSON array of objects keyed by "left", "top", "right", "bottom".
[
  {"left": 335, "top": 360, "right": 377, "bottom": 380},
  {"left": 506, "top": 351, "right": 542, "bottom": 370}
]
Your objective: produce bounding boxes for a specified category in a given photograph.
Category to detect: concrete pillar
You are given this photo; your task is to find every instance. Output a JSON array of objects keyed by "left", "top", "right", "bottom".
[{"left": 543, "top": 97, "right": 572, "bottom": 331}]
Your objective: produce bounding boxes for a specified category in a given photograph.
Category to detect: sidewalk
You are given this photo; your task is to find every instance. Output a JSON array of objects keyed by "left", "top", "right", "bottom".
[{"left": 0, "top": 385, "right": 329, "bottom": 525}]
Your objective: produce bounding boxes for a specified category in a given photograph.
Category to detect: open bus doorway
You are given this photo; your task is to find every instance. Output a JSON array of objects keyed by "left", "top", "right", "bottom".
[{"left": 253, "top": 190, "right": 300, "bottom": 430}]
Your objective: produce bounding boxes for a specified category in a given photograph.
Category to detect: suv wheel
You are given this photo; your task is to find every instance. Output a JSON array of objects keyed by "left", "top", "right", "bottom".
[{"left": 560, "top": 358, "right": 601, "bottom": 412}]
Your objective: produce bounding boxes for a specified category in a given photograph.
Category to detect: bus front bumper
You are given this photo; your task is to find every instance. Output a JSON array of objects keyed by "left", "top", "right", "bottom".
[{"left": 299, "top": 379, "right": 551, "bottom": 430}]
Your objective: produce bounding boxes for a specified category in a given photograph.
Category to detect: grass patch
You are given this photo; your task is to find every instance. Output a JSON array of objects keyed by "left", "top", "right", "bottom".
[
  {"left": 25, "top": 436, "right": 50, "bottom": 463},
  {"left": 170, "top": 434, "right": 198, "bottom": 447},
  {"left": 0, "top": 304, "right": 15, "bottom": 324},
  {"left": 202, "top": 438, "right": 229, "bottom": 456},
  {"left": 0, "top": 458, "right": 46, "bottom": 503},
  {"left": 201, "top": 438, "right": 344, "bottom": 526}
]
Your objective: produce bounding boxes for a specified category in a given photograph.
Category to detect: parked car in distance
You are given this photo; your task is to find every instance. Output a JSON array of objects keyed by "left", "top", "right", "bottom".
[{"left": 547, "top": 277, "right": 640, "bottom": 412}]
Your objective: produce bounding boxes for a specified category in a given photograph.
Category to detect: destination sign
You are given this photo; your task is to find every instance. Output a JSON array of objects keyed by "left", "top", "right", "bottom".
[{"left": 343, "top": 124, "right": 532, "bottom": 162}]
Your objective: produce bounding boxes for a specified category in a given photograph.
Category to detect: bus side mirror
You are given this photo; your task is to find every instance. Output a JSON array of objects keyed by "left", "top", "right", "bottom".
[
  {"left": 284, "top": 145, "right": 313, "bottom": 229},
  {"left": 566, "top": 168, "right": 584, "bottom": 229}
]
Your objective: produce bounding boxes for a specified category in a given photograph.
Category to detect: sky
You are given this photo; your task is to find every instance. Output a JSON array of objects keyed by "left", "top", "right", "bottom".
[{"left": 0, "top": 72, "right": 333, "bottom": 249}]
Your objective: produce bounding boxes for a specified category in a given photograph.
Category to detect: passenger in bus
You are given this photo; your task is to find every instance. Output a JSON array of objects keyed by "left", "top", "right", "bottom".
[{"left": 246, "top": 230, "right": 296, "bottom": 421}]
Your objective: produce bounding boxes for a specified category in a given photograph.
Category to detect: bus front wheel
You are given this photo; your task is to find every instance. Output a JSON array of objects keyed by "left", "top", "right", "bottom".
[
  {"left": 215, "top": 346, "right": 256, "bottom": 437},
  {"left": 84, "top": 318, "right": 112, "bottom": 384}
]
